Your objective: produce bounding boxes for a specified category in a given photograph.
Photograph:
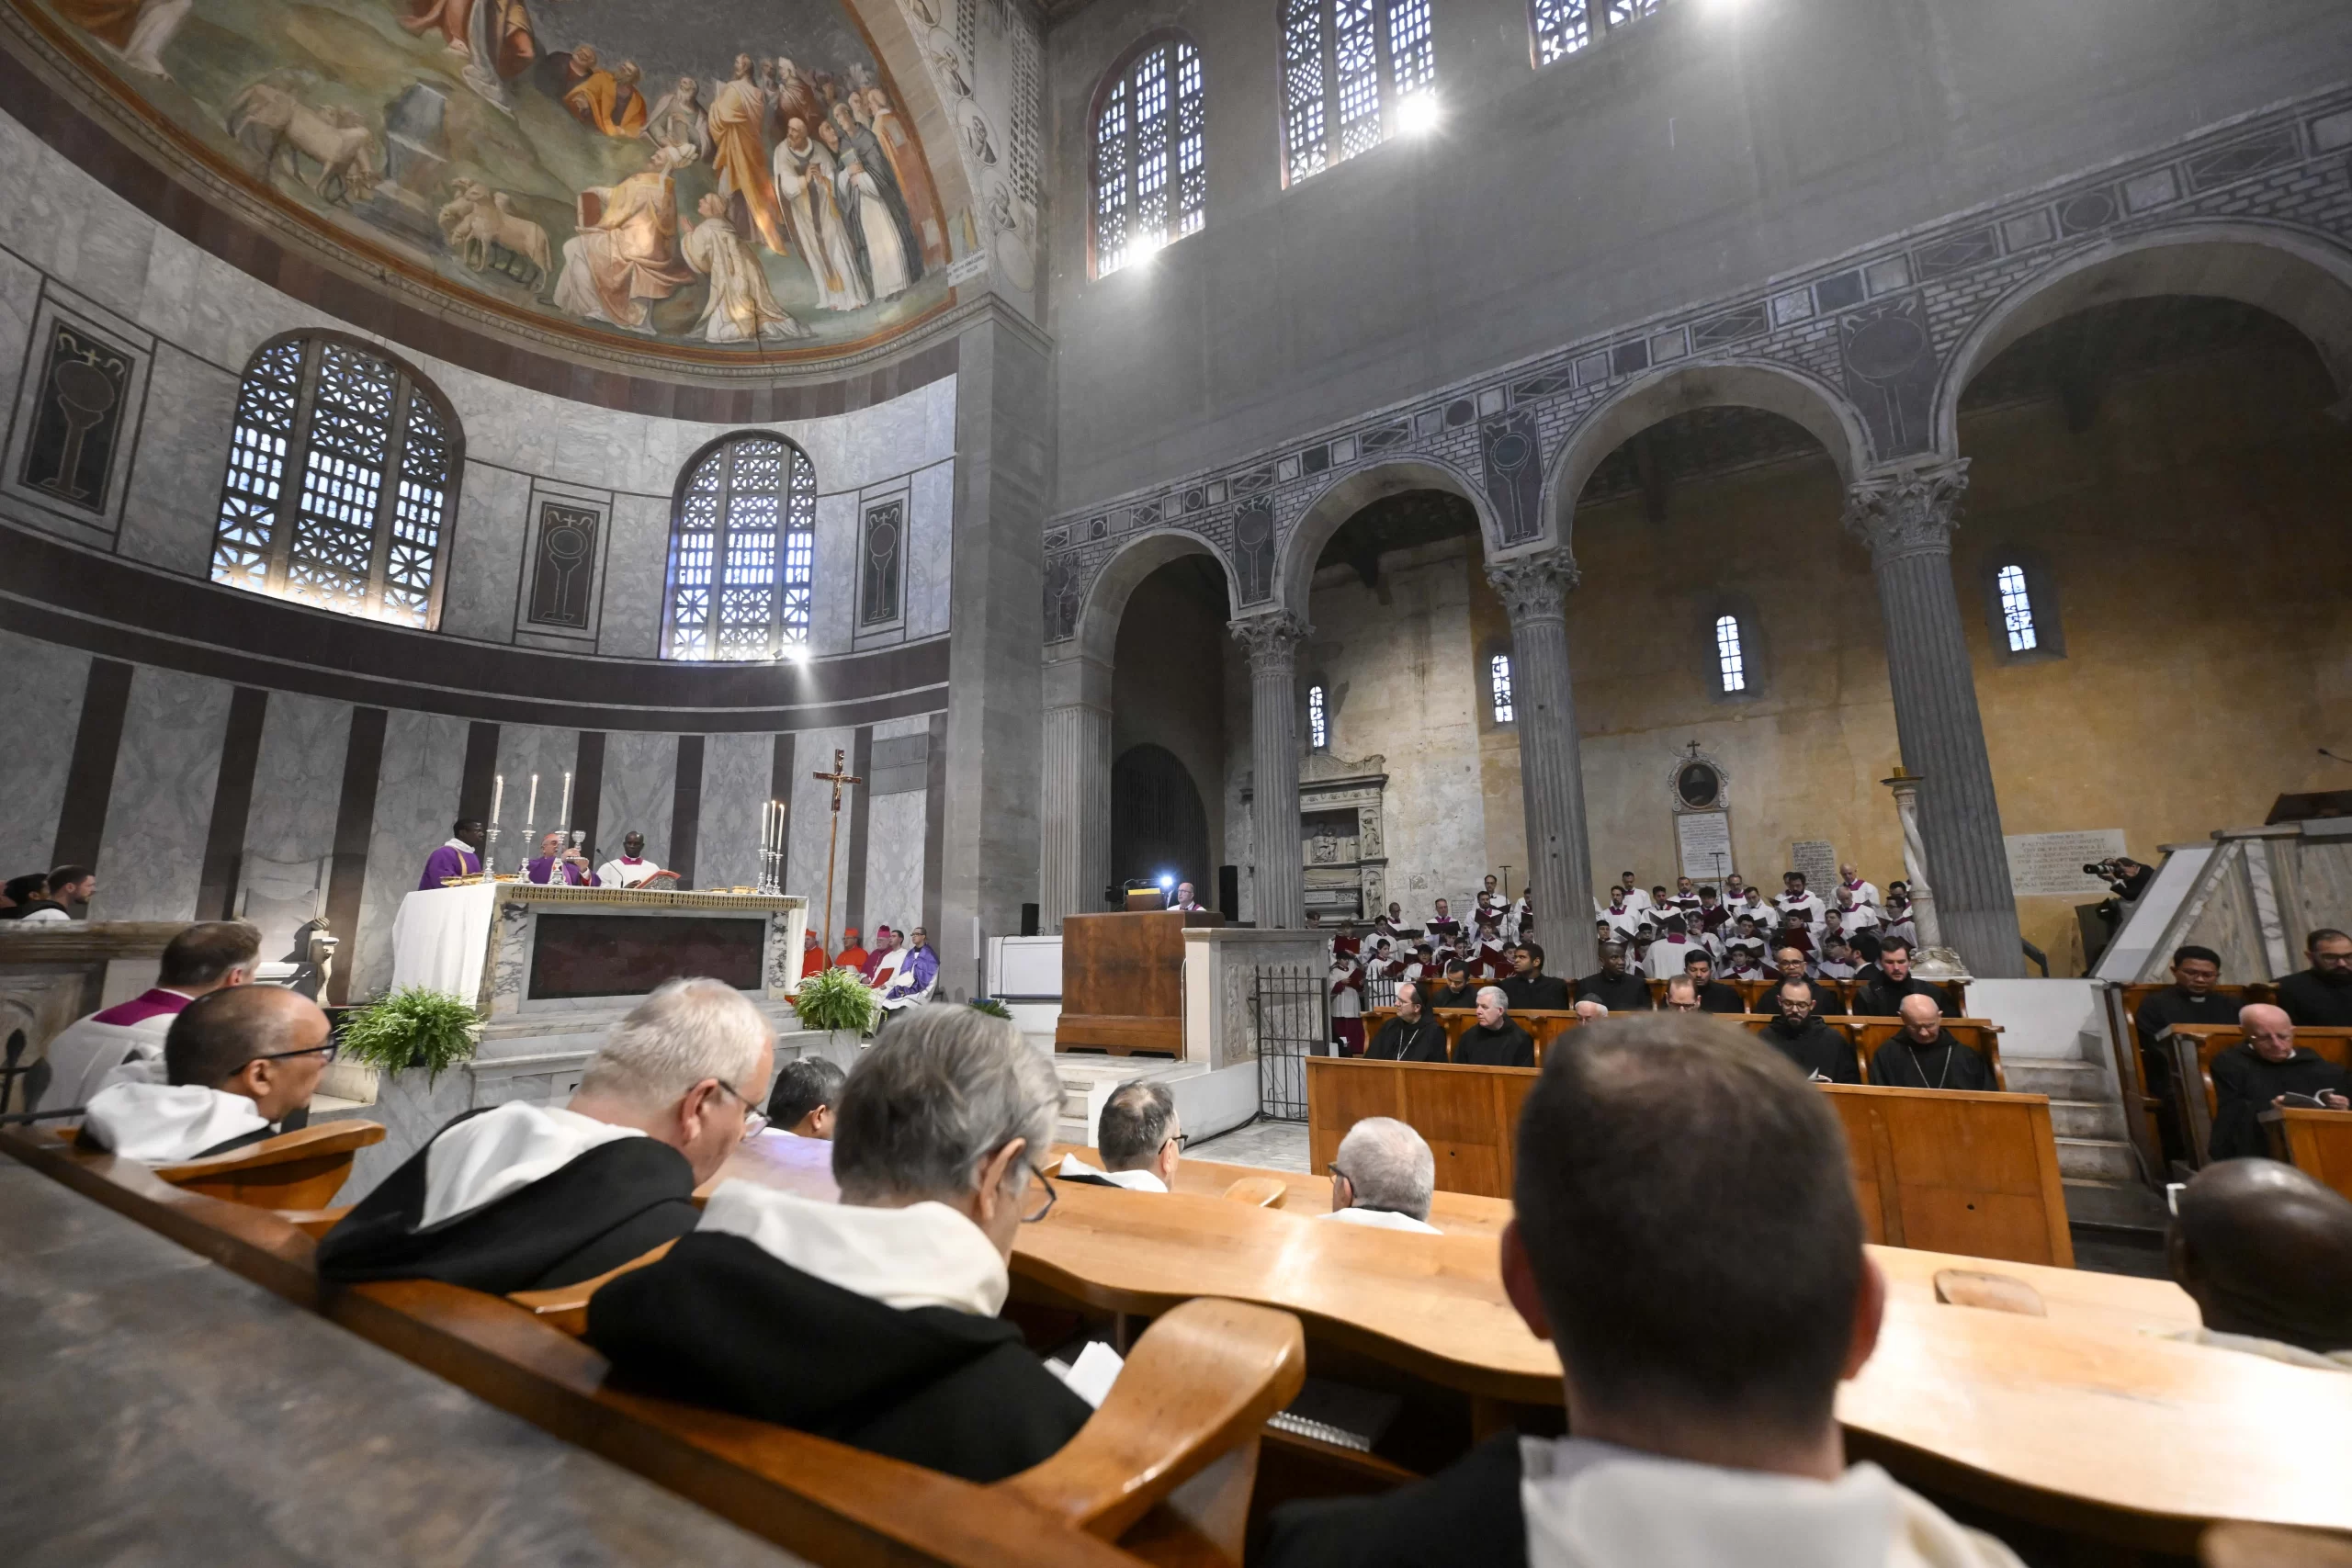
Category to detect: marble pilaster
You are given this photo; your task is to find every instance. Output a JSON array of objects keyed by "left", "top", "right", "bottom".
[
  {"left": 1842, "top": 459, "right": 2024, "bottom": 978},
  {"left": 1040, "top": 649, "right": 1112, "bottom": 932},
  {"left": 354, "top": 708, "right": 469, "bottom": 998},
  {"left": 1231, "top": 612, "right": 1312, "bottom": 931},
  {"left": 0, "top": 627, "right": 90, "bottom": 876},
  {"left": 1485, "top": 546, "right": 1599, "bottom": 977},
  {"left": 600, "top": 731, "right": 680, "bottom": 869},
  {"left": 695, "top": 730, "right": 772, "bottom": 892},
  {"left": 89, "top": 667, "right": 232, "bottom": 921}
]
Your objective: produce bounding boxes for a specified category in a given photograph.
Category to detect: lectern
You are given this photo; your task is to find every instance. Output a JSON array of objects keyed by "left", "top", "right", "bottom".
[{"left": 1056, "top": 909, "right": 1225, "bottom": 1055}]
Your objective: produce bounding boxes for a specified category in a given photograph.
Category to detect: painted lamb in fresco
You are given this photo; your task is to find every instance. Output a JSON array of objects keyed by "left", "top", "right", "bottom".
[{"left": 33, "top": 0, "right": 955, "bottom": 352}]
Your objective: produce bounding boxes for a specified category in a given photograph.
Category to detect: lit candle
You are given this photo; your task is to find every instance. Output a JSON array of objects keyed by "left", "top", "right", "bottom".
[
  {"left": 490, "top": 773, "right": 504, "bottom": 825},
  {"left": 526, "top": 773, "right": 538, "bottom": 827},
  {"left": 559, "top": 771, "right": 573, "bottom": 829}
]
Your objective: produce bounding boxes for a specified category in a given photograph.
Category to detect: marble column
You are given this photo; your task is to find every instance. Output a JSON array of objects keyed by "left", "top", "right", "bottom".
[
  {"left": 1231, "top": 612, "right": 1311, "bottom": 931},
  {"left": 1842, "top": 459, "right": 2024, "bottom": 978},
  {"left": 1040, "top": 649, "right": 1113, "bottom": 931},
  {"left": 1486, "top": 547, "right": 1598, "bottom": 978}
]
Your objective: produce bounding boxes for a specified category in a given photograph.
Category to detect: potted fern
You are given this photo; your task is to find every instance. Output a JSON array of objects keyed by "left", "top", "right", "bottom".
[
  {"left": 339, "top": 987, "right": 483, "bottom": 1085},
  {"left": 790, "top": 965, "right": 877, "bottom": 1064}
]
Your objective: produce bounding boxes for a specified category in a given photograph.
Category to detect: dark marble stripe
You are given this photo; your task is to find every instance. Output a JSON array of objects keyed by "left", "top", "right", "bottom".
[
  {"left": 922, "top": 711, "right": 946, "bottom": 962},
  {"left": 458, "top": 721, "right": 500, "bottom": 825},
  {"left": 195, "top": 686, "right": 269, "bottom": 920},
  {"left": 51, "top": 659, "right": 132, "bottom": 870},
  {"left": 843, "top": 726, "right": 874, "bottom": 939},
  {"left": 669, "top": 736, "right": 705, "bottom": 891},
  {"left": 324, "top": 708, "right": 388, "bottom": 1006},
  {"left": 572, "top": 732, "right": 607, "bottom": 862},
  {"left": 769, "top": 731, "right": 796, "bottom": 890}
]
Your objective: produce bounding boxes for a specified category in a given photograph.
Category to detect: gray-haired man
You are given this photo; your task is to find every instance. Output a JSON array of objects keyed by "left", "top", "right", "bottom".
[{"left": 1323, "top": 1117, "right": 1441, "bottom": 1235}]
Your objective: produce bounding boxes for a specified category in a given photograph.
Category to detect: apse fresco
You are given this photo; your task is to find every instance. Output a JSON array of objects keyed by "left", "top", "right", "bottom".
[{"left": 29, "top": 0, "right": 956, "bottom": 350}]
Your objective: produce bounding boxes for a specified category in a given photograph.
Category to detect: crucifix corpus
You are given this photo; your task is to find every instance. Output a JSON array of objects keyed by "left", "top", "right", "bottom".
[{"left": 811, "top": 748, "right": 865, "bottom": 951}]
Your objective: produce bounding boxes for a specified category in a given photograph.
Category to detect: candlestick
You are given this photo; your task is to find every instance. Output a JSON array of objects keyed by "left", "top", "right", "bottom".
[
  {"left": 559, "top": 771, "right": 573, "bottom": 830},
  {"left": 490, "top": 773, "right": 504, "bottom": 826},
  {"left": 526, "top": 773, "right": 538, "bottom": 826}
]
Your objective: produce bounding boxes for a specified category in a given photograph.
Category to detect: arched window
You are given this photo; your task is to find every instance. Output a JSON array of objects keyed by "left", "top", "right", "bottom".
[
  {"left": 1093, "top": 36, "right": 1205, "bottom": 276},
  {"left": 209, "top": 334, "right": 459, "bottom": 627},
  {"left": 1531, "top": 0, "right": 1665, "bottom": 66},
  {"left": 1307, "top": 682, "right": 1329, "bottom": 750},
  {"left": 1713, "top": 615, "right": 1747, "bottom": 694},
  {"left": 663, "top": 433, "right": 819, "bottom": 660},
  {"left": 1489, "top": 652, "right": 1515, "bottom": 724},
  {"left": 1281, "top": 0, "right": 1436, "bottom": 185},
  {"left": 1995, "top": 563, "right": 2038, "bottom": 653}
]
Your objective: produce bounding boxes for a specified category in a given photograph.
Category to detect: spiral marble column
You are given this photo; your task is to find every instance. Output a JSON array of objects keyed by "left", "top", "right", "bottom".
[
  {"left": 1230, "top": 612, "right": 1312, "bottom": 931},
  {"left": 1843, "top": 459, "right": 2023, "bottom": 978},
  {"left": 1485, "top": 546, "right": 1598, "bottom": 978}
]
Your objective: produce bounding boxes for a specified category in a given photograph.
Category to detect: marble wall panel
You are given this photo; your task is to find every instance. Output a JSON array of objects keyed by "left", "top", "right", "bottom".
[
  {"left": 243, "top": 691, "right": 352, "bottom": 868},
  {"left": 0, "top": 627, "right": 90, "bottom": 878},
  {"left": 117, "top": 344, "right": 237, "bottom": 575},
  {"left": 600, "top": 731, "right": 680, "bottom": 872},
  {"left": 696, "top": 731, "right": 772, "bottom": 893},
  {"left": 789, "top": 726, "right": 854, "bottom": 937},
  {"left": 810, "top": 491, "right": 858, "bottom": 655},
  {"left": 53, "top": 183, "right": 156, "bottom": 327},
  {"left": 90, "top": 666, "right": 232, "bottom": 920},
  {"left": 864, "top": 792, "right": 927, "bottom": 942},
  {"left": 438, "top": 462, "right": 533, "bottom": 643},
  {"left": 599, "top": 493, "right": 673, "bottom": 660},
  {"left": 0, "top": 248, "right": 43, "bottom": 432},
  {"left": 354, "top": 708, "right": 469, "bottom": 998},
  {"left": 492, "top": 724, "right": 582, "bottom": 855},
  {"left": 905, "top": 462, "right": 955, "bottom": 640}
]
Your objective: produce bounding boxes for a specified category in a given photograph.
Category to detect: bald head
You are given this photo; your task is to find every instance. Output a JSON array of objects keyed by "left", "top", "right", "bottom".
[
  {"left": 1574, "top": 998, "right": 1608, "bottom": 1021},
  {"left": 2242, "top": 1002, "right": 2296, "bottom": 1064},
  {"left": 164, "top": 985, "right": 332, "bottom": 1123},
  {"left": 2170, "top": 1160, "right": 2352, "bottom": 1352}
]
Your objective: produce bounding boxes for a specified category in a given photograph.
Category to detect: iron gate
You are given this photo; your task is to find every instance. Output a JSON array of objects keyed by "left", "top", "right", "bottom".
[{"left": 1252, "top": 964, "right": 1329, "bottom": 1121}]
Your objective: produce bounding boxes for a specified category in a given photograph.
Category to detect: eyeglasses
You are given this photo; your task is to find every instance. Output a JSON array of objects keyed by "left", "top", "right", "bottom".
[
  {"left": 712, "top": 1078, "right": 771, "bottom": 1141},
  {"left": 1022, "top": 1161, "right": 1057, "bottom": 1223},
  {"left": 1165, "top": 1132, "right": 1189, "bottom": 1153},
  {"left": 256, "top": 1039, "right": 340, "bottom": 1064}
]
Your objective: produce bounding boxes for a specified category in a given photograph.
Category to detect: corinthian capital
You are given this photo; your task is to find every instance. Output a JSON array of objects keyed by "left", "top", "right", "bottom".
[
  {"left": 1228, "top": 610, "right": 1313, "bottom": 670},
  {"left": 1484, "top": 545, "right": 1582, "bottom": 626},
  {"left": 1842, "top": 459, "right": 1970, "bottom": 565}
]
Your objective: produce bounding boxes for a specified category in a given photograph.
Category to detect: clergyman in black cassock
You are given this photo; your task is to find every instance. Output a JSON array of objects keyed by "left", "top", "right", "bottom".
[
  {"left": 1867, "top": 1029, "right": 1996, "bottom": 1092},
  {"left": 2208, "top": 1042, "right": 2352, "bottom": 1160}
]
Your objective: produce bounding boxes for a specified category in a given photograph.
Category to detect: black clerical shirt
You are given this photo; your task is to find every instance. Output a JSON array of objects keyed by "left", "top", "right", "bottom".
[
  {"left": 1427, "top": 984, "right": 1477, "bottom": 1010},
  {"left": 2132, "top": 987, "right": 2241, "bottom": 1090},
  {"left": 1573, "top": 970, "right": 1649, "bottom": 1011},
  {"left": 1868, "top": 1032, "right": 1996, "bottom": 1092},
  {"left": 1690, "top": 979, "right": 1744, "bottom": 1015},
  {"left": 1851, "top": 975, "right": 1951, "bottom": 1020},
  {"left": 2209, "top": 1044, "right": 2352, "bottom": 1160},
  {"left": 1364, "top": 1012, "right": 1449, "bottom": 1063},
  {"left": 1761, "top": 1017, "right": 1861, "bottom": 1083},
  {"left": 1455, "top": 1021, "right": 1534, "bottom": 1067},
  {"left": 1499, "top": 973, "right": 1572, "bottom": 1012},
  {"left": 2277, "top": 968, "right": 2352, "bottom": 1028}
]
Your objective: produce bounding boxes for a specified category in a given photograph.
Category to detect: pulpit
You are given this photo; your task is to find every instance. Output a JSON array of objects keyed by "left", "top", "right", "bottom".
[{"left": 1055, "top": 909, "right": 1224, "bottom": 1055}]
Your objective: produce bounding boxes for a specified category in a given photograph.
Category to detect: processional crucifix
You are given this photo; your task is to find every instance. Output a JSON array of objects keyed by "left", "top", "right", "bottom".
[{"left": 811, "top": 748, "right": 865, "bottom": 952}]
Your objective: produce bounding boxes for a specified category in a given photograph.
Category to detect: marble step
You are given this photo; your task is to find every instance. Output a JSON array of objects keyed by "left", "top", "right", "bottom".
[
  {"left": 2054, "top": 1135, "right": 2136, "bottom": 1181},
  {"left": 2047, "top": 1098, "right": 2126, "bottom": 1141},
  {"left": 2003, "top": 1059, "right": 2109, "bottom": 1100},
  {"left": 2062, "top": 1176, "right": 2170, "bottom": 1231}
]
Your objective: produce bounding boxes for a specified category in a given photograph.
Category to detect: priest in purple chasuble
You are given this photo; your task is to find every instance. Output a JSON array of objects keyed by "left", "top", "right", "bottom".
[
  {"left": 527, "top": 830, "right": 601, "bottom": 886},
  {"left": 418, "top": 820, "right": 487, "bottom": 889}
]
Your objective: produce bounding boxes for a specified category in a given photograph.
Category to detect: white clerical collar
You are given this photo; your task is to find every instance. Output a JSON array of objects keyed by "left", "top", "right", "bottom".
[
  {"left": 420, "top": 1102, "right": 647, "bottom": 1229},
  {"left": 442, "top": 839, "right": 477, "bottom": 855},
  {"left": 1057, "top": 1155, "right": 1169, "bottom": 1193},
  {"left": 1321, "top": 1204, "right": 1442, "bottom": 1235},
  {"left": 80, "top": 1082, "right": 271, "bottom": 1162},
  {"left": 697, "top": 1181, "right": 1009, "bottom": 1315}
]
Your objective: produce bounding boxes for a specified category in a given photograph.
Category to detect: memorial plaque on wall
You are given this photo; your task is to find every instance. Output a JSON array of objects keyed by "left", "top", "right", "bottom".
[
  {"left": 1675, "top": 810, "right": 1734, "bottom": 883},
  {"left": 22, "top": 322, "right": 132, "bottom": 513},
  {"left": 2005, "top": 829, "right": 2127, "bottom": 897},
  {"left": 1791, "top": 840, "right": 1838, "bottom": 891},
  {"left": 526, "top": 503, "right": 599, "bottom": 628}
]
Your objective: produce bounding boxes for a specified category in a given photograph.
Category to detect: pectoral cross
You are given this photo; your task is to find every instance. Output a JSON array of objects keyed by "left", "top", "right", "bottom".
[{"left": 811, "top": 748, "right": 864, "bottom": 952}]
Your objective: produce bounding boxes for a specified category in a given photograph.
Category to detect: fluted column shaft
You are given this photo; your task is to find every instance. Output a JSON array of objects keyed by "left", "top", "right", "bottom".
[
  {"left": 1487, "top": 547, "right": 1597, "bottom": 978},
  {"left": 1232, "top": 613, "right": 1311, "bottom": 930},
  {"left": 1844, "top": 460, "right": 2023, "bottom": 978},
  {"left": 1040, "top": 651, "right": 1113, "bottom": 932}
]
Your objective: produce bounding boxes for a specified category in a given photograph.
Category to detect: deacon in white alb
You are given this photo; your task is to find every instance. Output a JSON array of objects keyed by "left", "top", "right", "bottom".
[{"left": 597, "top": 831, "right": 677, "bottom": 889}]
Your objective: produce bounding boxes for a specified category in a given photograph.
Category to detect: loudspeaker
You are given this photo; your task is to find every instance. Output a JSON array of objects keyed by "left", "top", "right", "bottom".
[
  {"left": 1020, "top": 902, "right": 1039, "bottom": 937},
  {"left": 1218, "top": 865, "right": 1240, "bottom": 922}
]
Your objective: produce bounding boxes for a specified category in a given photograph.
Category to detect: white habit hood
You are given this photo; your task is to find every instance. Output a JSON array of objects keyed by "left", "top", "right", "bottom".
[
  {"left": 80, "top": 1082, "right": 271, "bottom": 1162},
  {"left": 420, "top": 1101, "right": 649, "bottom": 1229},
  {"left": 698, "top": 1180, "right": 1009, "bottom": 1316},
  {"left": 1521, "top": 1440, "right": 2024, "bottom": 1568}
]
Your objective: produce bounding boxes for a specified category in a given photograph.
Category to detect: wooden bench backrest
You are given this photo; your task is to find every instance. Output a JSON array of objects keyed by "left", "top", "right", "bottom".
[
  {"left": 152, "top": 1120, "right": 387, "bottom": 1210},
  {"left": 2160, "top": 1024, "right": 2352, "bottom": 1117},
  {"left": 1305, "top": 1055, "right": 1537, "bottom": 1199},
  {"left": 2260, "top": 1107, "right": 2352, "bottom": 1204},
  {"left": 1822, "top": 1084, "right": 2072, "bottom": 1267},
  {"left": 1852, "top": 1021, "right": 2008, "bottom": 1091},
  {"left": 1357, "top": 1008, "right": 1578, "bottom": 1063}
]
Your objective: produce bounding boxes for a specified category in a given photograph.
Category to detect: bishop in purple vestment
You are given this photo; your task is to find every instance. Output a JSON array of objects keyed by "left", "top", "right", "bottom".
[
  {"left": 418, "top": 820, "right": 487, "bottom": 889},
  {"left": 526, "top": 829, "right": 601, "bottom": 886}
]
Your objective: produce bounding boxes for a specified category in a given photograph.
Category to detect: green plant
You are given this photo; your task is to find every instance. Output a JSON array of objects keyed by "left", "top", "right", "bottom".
[
  {"left": 340, "top": 987, "right": 482, "bottom": 1080},
  {"left": 967, "top": 996, "right": 1013, "bottom": 1021},
  {"left": 793, "top": 965, "right": 879, "bottom": 1035}
]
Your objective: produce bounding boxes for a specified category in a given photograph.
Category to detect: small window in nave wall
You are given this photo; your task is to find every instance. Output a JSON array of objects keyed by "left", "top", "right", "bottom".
[
  {"left": 1714, "top": 614, "right": 1747, "bottom": 694},
  {"left": 1094, "top": 37, "right": 1206, "bottom": 276},
  {"left": 1282, "top": 0, "right": 1438, "bottom": 186},
  {"left": 1490, "top": 651, "right": 1516, "bottom": 724},
  {"left": 1308, "top": 682, "right": 1330, "bottom": 749},
  {"left": 663, "top": 433, "right": 820, "bottom": 661}
]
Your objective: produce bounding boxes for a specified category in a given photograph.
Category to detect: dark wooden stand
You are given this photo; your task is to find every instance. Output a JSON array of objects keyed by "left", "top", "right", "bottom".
[{"left": 1055, "top": 909, "right": 1224, "bottom": 1055}]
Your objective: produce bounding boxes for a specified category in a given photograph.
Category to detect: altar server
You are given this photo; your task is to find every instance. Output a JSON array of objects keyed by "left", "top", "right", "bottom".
[
  {"left": 527, "top": 830, "right": 601, "bottom": 886},
  {"left": 596, "top": 832, "right": 675, "bottom": 889},
  {"left": 78, "top": 987, "right": 332, "bottom": 1162},
  {"left": 35, "top": 920, "right": 259, "bottom": 1112},
  {"left": 418, "top": 820, "right": 486, "bottom": 889},
  {"left": 319, "top": 978, "right": 772, "bottom": 1292}
]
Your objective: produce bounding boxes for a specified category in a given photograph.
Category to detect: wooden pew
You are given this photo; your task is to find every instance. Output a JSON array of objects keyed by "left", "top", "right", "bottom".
[
  {"left": 2159, "top": 1024, "right": 2352, "bottom": 1167},
  {"left": 46, "top": 1117, "right": 386, "bottom": 1211},
  {"left": 2107, "top": 982, "right": 2277, "bottom": 1167},
  {"left": 1851, "top": 1020, "right": 2008, "bottom": 1090},
  {"left": 1822, "top": 1085, "right": 2072, "bottom": 1265},
  {"left": 1305, "top": 1055, "right": 1536, "bottom": 1199},
  {"left": 0, "top": 1122, "right": 1310, "bottom": 1568},
  {"left": 2260, "top": 1107, "right": 2352, "bottom": 1202},
  {"left": 1355, "top": 1008, "right": 1577, "bottom": 1062}
]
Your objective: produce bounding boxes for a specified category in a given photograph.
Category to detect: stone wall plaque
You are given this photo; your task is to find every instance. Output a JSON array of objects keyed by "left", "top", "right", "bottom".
[
  {"left": 1675, "top": 810, "right": 1735, "bottom": 884},
  {"left": 2005, "top": 829, "right": 2128, "bottom": 897},
  {"left": 1791, "top": 839, "right": 1838, "bottom": 892}
]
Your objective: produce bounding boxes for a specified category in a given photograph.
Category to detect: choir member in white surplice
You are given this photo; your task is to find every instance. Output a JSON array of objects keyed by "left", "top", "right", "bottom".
[{"left": 596, "top": 831, "right": 677, "bottom": 889}]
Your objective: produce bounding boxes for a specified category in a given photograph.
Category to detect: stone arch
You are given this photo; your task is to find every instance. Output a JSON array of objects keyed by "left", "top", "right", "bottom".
[
  {"left": 1931, "top": 221, "right": 2352, "bottom": 457},
  {"left": 1540, "top": 359, "right": 1873, "bottom": 554},
  {"left": 1273, "top": 456, "right": 1499, "bottom": 615},
  {"left": 1067, "top": 527, "right": 1239, "bottom": 666}
]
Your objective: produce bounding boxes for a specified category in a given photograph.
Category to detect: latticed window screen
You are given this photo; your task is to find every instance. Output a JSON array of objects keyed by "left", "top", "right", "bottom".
[
  {"left": 1713, "top": 615, "right": 1747, "bottom": 694},
  {"left": 664, "top": 434, "right": 819, "bottom": 660},
  {"left": 1996, "top": 564, "right": 2038, "bottom": 652},
  {"left": 1489, "top": 652, "right": 1515, "bottom": 724},
  {"left": 1281, "top": 0, "right": 1437, "bottom": 184},
  {"left": 209, "top": 336, "right": 458, "bottom": 626},
  {"left": 1093, "top": 39, "right": 1205, "bottom": 276},
  {"left": 1531, "top": 0, "right": 1662, "bottom": 66},
  {"left": 1307, "top": 683, "right": 1329, "bottom": 749}
]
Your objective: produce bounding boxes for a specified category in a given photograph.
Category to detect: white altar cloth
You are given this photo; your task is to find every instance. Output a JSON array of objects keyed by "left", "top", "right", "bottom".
[{"left": 390, "top": 885, "right": 501, "bottom": 1001}]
